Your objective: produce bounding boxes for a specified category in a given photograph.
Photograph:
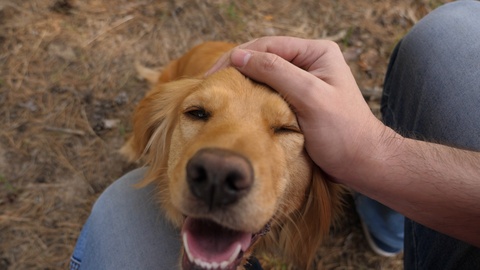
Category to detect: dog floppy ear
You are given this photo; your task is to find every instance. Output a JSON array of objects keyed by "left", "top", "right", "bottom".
[
  {"left": 120, "top": 78, "right": 202, "bottom": 163},
  {"left": 279, "top": 166, "right": 345, "bottom": 269}
]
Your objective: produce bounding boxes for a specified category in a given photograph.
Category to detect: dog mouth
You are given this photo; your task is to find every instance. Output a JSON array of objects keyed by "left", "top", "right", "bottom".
[{"left": 181, "top": 217, "right": 270, "bottom": 270}]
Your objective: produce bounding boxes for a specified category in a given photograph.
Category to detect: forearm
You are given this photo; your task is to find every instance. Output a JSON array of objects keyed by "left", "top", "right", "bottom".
[{"left": 351, "top": 128, "right": 480, "bottom": 247}]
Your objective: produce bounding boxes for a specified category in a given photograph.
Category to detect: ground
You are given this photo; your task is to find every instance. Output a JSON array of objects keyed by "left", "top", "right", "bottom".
[{"left": 0, "top": 0, "right": 450, "bottom": 269}]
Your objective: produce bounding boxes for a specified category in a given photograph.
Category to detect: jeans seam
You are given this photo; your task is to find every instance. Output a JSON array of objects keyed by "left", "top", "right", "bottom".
[{"left": 69, "top": 256, "right": 81, "bottom": 270}]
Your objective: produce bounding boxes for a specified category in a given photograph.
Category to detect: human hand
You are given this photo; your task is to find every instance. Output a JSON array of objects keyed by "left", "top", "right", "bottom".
[{"left": 207, "top": 36, "right": 396, "bottom": 183}]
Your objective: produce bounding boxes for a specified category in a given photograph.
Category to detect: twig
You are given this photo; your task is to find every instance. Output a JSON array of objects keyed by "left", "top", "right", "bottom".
[
  {"left": 83, "top": 15, "right": 135, "bottom": 47},
  {"left": 44, "top": 126, "right": 86, "bottom": 136},
  {"left": 14, "top": 31, "right": 45, "bottom": 91},
  {"left": 80, "top": 106, "right": 98, "bottom": 136},
  {"left": 0, "top": 215, "right": 31, "bottom": 223}
]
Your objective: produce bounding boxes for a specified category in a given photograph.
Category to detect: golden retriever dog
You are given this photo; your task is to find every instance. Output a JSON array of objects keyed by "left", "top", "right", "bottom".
[{"left": 122, "top": 42, "right": 344, "bottom": 270}]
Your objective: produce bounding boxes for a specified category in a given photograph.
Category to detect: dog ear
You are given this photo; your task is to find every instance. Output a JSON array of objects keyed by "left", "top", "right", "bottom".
[
  {"left": 158, "top": 59, "right": 180, "bottom": 83},
  {"left": 120, "top": 78, "right": 201, "bottom": 163},
  {"left": 280, "top": 166, "right": 345, "bottom": 269},
  {"left": 134, "top": 62, "right": 161, "bottom": 86}
]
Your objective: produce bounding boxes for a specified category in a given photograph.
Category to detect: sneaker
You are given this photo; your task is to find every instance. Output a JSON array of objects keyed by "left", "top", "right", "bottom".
[
  {"left": 355, "top": 194, "right": 404, "bottom": 257},
  {"left": 360, "top": 219, "right": 402, "bottom": 257}
]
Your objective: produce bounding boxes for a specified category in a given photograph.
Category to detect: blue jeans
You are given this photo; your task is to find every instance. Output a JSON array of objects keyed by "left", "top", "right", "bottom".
[
  {"left": 380, "top": 1, "right": 480, "bottom": 268},
  {"left": 356, "top": 0, "right": 480, "bottom": 263},
  {"left": 70, "top": 167, "right": 182, "bottom": 269},
  {"left": 71, "top": 1, "right": 480, "bottom": 269}
]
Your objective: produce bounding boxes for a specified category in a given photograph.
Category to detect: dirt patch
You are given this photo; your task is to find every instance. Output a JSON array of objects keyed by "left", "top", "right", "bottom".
[{"left": 0, "top": 0, "right": 450, "bottom": 269}]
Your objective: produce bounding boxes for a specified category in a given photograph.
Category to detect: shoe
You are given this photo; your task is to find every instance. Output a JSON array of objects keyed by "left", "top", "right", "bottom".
[
  {"left": 355, "top": 194, "right": 404, "bottom": 257},
  {"left": 360, "top": 219, "right": 402, "bottom": 257}
]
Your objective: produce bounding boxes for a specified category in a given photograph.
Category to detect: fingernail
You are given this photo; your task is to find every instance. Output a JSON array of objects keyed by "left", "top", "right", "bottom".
[{"left": 231, "top": 49, "right": 251, "bottom": 68}]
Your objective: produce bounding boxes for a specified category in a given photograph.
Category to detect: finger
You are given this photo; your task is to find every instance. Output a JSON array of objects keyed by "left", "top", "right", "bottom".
[
  {"left": 205, "top": 37, "right": 307, "bottom": 76},
  {"left": 240, "top": 37, "right": 318, "bottom": 68},
  {"left": 231, "top": 49, "right": 330, "bottom": 117},
  {"left": 207, "top": 37, "right": 351, "bottom": 87},
  {"left": 240, "top": 37, "right": 353, "bottom": 86}
]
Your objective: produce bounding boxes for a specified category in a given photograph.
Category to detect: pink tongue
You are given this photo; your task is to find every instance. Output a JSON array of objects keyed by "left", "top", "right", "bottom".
[{"left": 182, "top": 217, "right": 252, "bottom": 263}]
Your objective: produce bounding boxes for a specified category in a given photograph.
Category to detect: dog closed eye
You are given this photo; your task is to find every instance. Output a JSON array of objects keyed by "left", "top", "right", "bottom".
[{"left": 273, "top": 125, "right": 301, "bottom": 134}]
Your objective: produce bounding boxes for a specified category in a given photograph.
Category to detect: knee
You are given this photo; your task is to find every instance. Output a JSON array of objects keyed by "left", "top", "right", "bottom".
[
  {"left": 401, "top": 1, "right": 480, "bottom": 56},
  {"left": 381, "top": 1, "right": 480, "bottom": 144},
  {"left": 89, "top": 167, "right": 148, "bottom": 216},
  {"left": 387, "top": 0, "right": 480, "bottom": 96}
]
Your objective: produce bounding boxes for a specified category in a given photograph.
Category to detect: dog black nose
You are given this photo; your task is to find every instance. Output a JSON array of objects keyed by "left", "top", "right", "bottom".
[{"left": 186, "top": 148, "right": 253, "bottom": 209}]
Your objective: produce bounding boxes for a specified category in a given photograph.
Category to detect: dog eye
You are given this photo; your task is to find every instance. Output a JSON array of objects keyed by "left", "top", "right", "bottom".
[
  {"left": 185, "top": 107, "right": 210, "bottom": 120},
  {"left": 273, "top": 125, "right": 301, "bottom": 134}
]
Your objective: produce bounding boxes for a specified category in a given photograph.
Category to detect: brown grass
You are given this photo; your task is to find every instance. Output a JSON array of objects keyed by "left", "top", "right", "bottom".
[{"left": 0, "top": 0, "right": 450, "bottom": 269}]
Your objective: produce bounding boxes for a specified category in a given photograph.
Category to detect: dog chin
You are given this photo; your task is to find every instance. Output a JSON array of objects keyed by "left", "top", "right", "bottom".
[{"left": 181, "top": 217, "right": 270, "bottom": 270}]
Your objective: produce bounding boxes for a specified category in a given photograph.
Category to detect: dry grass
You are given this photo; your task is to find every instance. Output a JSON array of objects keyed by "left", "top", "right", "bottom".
[{"left": 0, "top": 0, "right": 450, "bottom": 269}]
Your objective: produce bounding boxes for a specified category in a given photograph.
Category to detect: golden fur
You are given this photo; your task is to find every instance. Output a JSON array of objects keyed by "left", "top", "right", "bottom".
[{"left": 122, "top": 42, "right": 344, "bottom": 269}]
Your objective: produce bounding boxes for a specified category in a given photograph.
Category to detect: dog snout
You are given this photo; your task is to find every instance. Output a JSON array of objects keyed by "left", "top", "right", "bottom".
[{"left": 186, "top": 148, "right": 253, "bottom": 209}]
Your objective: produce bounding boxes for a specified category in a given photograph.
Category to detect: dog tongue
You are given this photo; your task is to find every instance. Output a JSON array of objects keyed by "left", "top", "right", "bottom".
[{"left": 182, "top": 217, "right": 252, "bottom": 267}]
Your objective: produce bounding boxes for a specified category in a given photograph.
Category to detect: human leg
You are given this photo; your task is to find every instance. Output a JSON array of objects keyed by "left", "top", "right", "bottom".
[
  {"left": 70, "top": 167, "right": 182, "bottom": 270},
  {"left": 382, "top": 1, "right": 480, "bottom": 269}
]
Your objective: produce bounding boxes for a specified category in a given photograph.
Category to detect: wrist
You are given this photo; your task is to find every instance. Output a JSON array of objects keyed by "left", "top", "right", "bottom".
[{"left": 347, "top": 122, "right": 405, "bottom": 194}]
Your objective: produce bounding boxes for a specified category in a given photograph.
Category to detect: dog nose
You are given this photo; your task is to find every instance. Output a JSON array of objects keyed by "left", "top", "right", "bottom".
[{"left": 186, "top": 148, "right": 253, "bottom": 209}]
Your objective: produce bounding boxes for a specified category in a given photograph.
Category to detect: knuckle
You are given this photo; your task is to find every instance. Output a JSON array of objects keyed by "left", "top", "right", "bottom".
[
  {"left": 255, "top": 36, "right": 269, "bottom": 44},
  {"left": 323, "top": 39, "right": 340, "bottom": 50},
  {"left": 313, "top": 39, "right": 341, "bottom": 54},
  {"left": 325, "top": 41, "right": 343, "bottom": 57},
  {"left": 260, "top": 54, "right": 281, "bottom": 72}
]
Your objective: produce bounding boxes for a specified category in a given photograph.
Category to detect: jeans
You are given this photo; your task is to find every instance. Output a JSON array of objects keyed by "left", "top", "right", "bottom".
[
  {"left": 70, "top": 167, "right": 182, "bottom": 269},
  {"left": 355, "top": 0, "right": 480, "bottom": 263},
  {"left": 71, "top": 1, "right": 480, "bottom": 269},
  {"left": 380, "top": 1, "right": 480, "bottom": 269}
]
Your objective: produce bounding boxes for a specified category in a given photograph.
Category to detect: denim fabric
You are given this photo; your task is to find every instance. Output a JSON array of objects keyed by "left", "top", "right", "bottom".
[
  {"left": 382, "top": 1, "right": 480, "bottom": 269},
  {"left": 70, "top": 218, "right": 88, "bottom": 270},
  {"left": 70, "top": 167, "right": 182, "bottom": 269}
]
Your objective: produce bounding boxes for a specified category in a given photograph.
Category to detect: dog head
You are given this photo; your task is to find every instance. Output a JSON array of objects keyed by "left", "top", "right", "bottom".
[{"left": 124, "top": 67, "right": 343, "bottom": 269}]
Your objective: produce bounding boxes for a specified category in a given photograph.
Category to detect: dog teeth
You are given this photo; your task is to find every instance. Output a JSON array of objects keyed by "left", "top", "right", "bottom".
[
  {"left": 219, "top": 261, "right": 229, "bottom": 269},
  {"left": 227, "top": 244, "right": 241, "bottom": 266},
  {"left": 182, "top": 232, "right": 241, "bottom": 269},
  {"left": 183, "top": 233, "right": 194, "bottom": 263}
]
